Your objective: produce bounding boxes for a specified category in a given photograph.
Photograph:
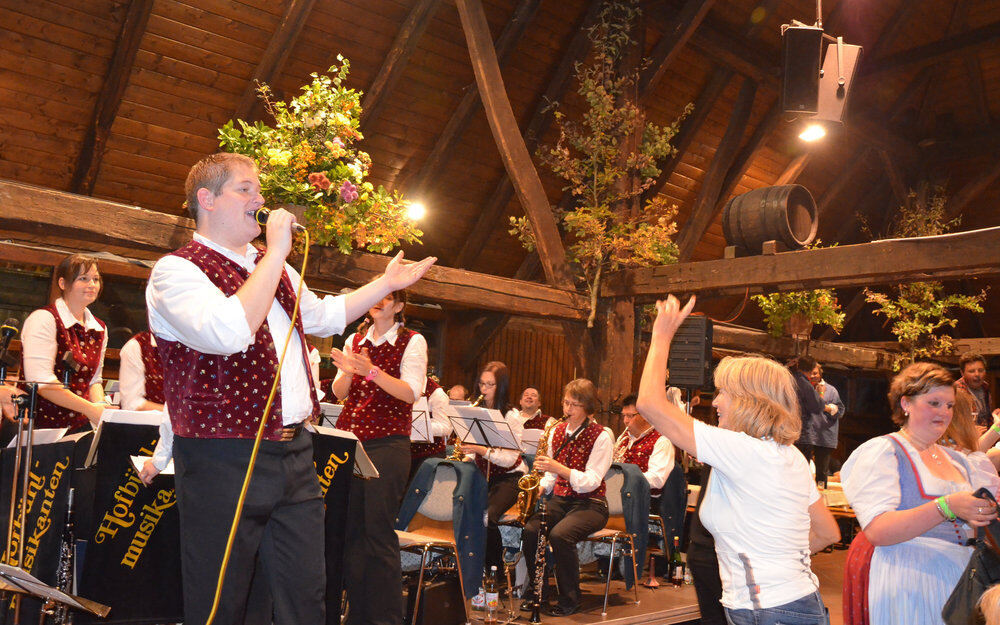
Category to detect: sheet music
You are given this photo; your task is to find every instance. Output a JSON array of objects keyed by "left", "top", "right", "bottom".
[
  {"left": 447, "top": 406, "right": 521, "bottom": 451},
  {"left": 84, "top": 409, "right": 163, "bottom": 468},
  {"left": 6, "top": 428, "right": 68, "bottom": 448},
  {"left": 319, "top": 402, "right": 343, "bottom": 428},
  {"left": 410, "top": 396, "right": 431, "bottom": 442},
  {"left": 521, "top": 428, "right": 544, "bottom": 456}
]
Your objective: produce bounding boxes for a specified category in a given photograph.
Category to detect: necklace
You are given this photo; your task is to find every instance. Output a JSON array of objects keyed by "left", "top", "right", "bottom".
[{"left": 901, "top": 429, "right": 947, "bottom": 465}]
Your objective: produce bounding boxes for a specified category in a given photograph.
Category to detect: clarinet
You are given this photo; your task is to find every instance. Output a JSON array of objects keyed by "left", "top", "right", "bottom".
[
  {"left": 528, "top": 492, "right": 549, "bottom": 625},
  {"left": 52, "top": 487, "right": 75, "bottom": 624}
]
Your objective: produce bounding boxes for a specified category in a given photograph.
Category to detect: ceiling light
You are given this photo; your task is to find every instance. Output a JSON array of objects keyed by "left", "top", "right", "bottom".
[
  {"left": 799, "top": 123, "right": 826, "bottom": 142},
  {"left": 406, "top": 201, "right": 427, "bottom": 221}
]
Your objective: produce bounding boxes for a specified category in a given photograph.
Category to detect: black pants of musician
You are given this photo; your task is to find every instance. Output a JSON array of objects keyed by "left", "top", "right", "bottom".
[
  {"left": 344, "top": 435, "right": 410, "bottom": 625},
  {"left": 173, "top": 430, "right": 325, "bottom": 625},
  {"left": 795, "top": 443, "right": 834, "bottom": 483},
  {"left": 522, "top": 495, "right": 609, "bottom": 611},
  {"left": 485, "top": 471, "right": 522, "bottom": 574}
]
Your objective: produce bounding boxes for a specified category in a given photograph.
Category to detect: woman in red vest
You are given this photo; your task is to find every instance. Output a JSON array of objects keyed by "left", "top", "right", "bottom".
[
  {"left": 20, "top": 253, "right": 108, "bottom": 431},
  {"left": 521, "top": 378, "right": 614, "bottom": 616},
  {"left": 118, "top": 330, "right": 165, "bottom": 412},
  {"left": 331, "top": 289, "right": 427, "bottom": 625}
]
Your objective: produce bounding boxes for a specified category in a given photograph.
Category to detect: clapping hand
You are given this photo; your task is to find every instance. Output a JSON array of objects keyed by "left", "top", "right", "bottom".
[
  {"left": 652, "top": 295, "right": 697, "bottom": 340},
  {"left": 330, "top": 346, "right": 374, "bottom": 377},
  {"left": 382, "top": 252, "right": 437, "bottom": 291}
]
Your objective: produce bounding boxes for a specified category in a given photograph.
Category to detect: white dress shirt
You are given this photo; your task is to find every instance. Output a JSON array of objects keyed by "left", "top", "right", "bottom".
[
  {"left": 539, "top": 420, "right": 614, "bottom": 495},
  {"left": 426, "top": 385, "right": 453, "bottom": 439},
  {"left": 118, "top": 335, "right": 158, "bottom": 411},
  {"left": 146, "top": 233, "right": 346, "bottom": 424},
  {"left": 333, "top": 322, "right": 427, "bottom": 402},
  {"left": 22, "top": 298, "right": 107, "bottom": 387},
  {"left": 616, "top": 428, "right": 675, "bottom": 491}
]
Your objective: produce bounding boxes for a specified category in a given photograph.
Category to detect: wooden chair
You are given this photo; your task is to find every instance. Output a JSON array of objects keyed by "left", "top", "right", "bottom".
[
  {"left": 584, "top": 469, "right": 640, "bottom": 616},
  {"left": 395, "top": 464, "right": 470, "bottom": 625}
]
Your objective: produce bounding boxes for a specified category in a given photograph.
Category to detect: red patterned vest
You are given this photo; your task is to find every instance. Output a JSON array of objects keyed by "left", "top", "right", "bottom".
[
  {"left": 156, "top": 241, "right": 320, "bottom": 441},
  {"left": 615, "top": 429, "right": 663, "bottom": 495},
  {"left": 134, "top": 331, "right": 165, "bottom": 405},
  {"left": 22, "top": 305, "right": 105, "bottom": 431},
  {"left": 411, "top": 378, "right": 446, "bottom": 460},
  {"left": 337, "top": 326, "right": 416, "bottom": 442},
  {"left": 522, "top": 411, "right": 550, "bottom": 430},
  {"left": 551, "top": 420, "right": 606, "bottom": 498}
]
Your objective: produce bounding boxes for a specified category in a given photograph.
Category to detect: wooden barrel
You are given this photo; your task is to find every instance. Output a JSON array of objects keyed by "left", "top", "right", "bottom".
[{"left": 721, "top": 184, "right": 818, "bottom": 253}]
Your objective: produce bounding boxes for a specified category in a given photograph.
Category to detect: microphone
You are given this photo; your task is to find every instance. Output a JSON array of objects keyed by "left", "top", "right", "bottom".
[
  {"left": 61, "top": 351, "right": 80, "bottom": 388},
  {"left": 0, "top": 318, "right": 17, "bottom": 354},
  {"left": 253, "top": 207, "right": 306, "bottom": 233}
]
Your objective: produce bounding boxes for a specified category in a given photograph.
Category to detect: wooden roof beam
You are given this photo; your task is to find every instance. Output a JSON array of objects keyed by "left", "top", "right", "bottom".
[
  {"left": 405, "top": 0, "right": 541, "bottom": 198},
  {"left": 715, "top": 102, "right": 782, "bottom": 209},
  {"left": 452, "top": 0, "right": 603, "bottom": 271},
  {"left": 69, "top": 0, "right": 153, "bottom": 195},
  {"left": 944, "top": 157, "right": 1000, "bottom": 221},
  {"left": 675, "top": 78, "right": 758, "bottom": 261},
  {"left": 713, "top": 324, "right": 895, "bottom": 370},
  {"left": 0, "top": 180, "right": 588, "bottom": 320},
  {"left": 603, "top": 226, "right": 1000, "bottom": 299},
  {"left": 818, "top": 288, "right": 867, "bottom": 342},
  {"left": 638, "top": 0, "right": 718, "bottom": 98},
  {"left": 233, "top": 0, "right": 319, "bottom": 122},
  {"left": 359, "top": 0, "right": 444, "bottom": 128},
  {"left": 455, "top": 0, "right": 574, "bottom": 289},
  {"left": 861, "top": 20, "right": 1000, "bottom": 80}
]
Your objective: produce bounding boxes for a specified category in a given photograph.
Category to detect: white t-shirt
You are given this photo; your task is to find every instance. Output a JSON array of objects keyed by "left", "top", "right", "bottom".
[{"left": 693, "top": 419, "right": 820, "bottom": 610}]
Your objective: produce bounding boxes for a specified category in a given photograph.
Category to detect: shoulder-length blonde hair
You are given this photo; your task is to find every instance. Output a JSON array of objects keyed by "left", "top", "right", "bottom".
[{"left": 713, "top": 355, "right": 801, "bottom": 445}]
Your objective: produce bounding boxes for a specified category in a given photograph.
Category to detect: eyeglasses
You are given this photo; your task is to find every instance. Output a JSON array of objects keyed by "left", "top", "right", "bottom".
[
  {"left": 561, "top": 399, "right": 584, "bottom": 408},
  {"left": 621, "top": 411, "right": 640, "bottom": 419},
  {"left": 478, "top": 380, "right": 497, "bottom": 388}
]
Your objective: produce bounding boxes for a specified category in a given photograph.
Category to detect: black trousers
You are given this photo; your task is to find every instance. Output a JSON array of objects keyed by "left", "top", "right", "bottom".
[
  {"left": 522, "top": 495, "right": 608, "bottom": 610},
  {"left": 486, "top": 472, "right": 522, "bottom": 573},
  {"left": 344, "top": 435, "right": 411, "bottom": 625},
  {"left": 687, "top": 547, "right": 727, "bottom": 625},
  {"left": 795, "top": 443, "right": 834, "bottom": 483},
  {"left": 173, "top": 430, "right": 325, "bottom": 625}
]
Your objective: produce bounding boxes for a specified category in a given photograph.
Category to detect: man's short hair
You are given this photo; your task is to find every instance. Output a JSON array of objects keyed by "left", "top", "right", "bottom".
[
  {"left": 960, "top": 352, "right": 987, "bottom": 372},
  {"left": 621, "top": 394, "right": 638, "bottom": 409},
  {"left": 184, "top": 153, "right": 256, "bottom": 222}
]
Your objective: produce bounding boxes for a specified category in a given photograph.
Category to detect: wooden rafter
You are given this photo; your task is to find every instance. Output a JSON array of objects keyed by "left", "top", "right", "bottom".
[
  {"left": 232, "top": 0, "right": 318, "bottom": 122},
  {"left": 713, "top": 324, "right": 894, "bottom": 370},
  {"left": 454, "top": 0, "right": 574, "bottom": 289},
  {"left": 359, "top": 0, "right": 444, "bottom": 128},
  {"left": 774, "top": 152, "right": 811, "bottom": 186},
  {"left": 878, "top": 150, "right": 909, "bottom": 205},
  {"left": 604, "top": 226, "right": 1000, "bottom": 299},
  {"left": 715, "top": 102, "right": 781, "bottom": 211},
  {"left": 0, "top": 180, "right": 588, "bottom": 320},
  {"left": 69, "top": 0, "right": 154, "bottom": 195},
  {"left": 675, "top": 78, "right": 758, "bottom": 261},
  {"left": 818, "top": 289, "right": 867, "bottom": 341},
  {"left": 454, "top": 0, "right": 604, "bottom": 271},
  {"left": 944, "top": 157, "right": 1000, "bottom": 220},
  {"left": 861, "top": 20, "right": 1000, "bottom": 80},
  {"left": 637, "top": 0, "right": 717, "bottom": 98},
  {"left": 816, "top": 149, "right": 872, "bottom": 215},
  {"left": 405, "top": 0, "right": 541, "bottom": 198}
]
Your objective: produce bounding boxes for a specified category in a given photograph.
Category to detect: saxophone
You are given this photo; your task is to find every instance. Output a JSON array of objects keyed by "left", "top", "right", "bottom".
[
  {"left": 447, "top": 394, "right": 483, "bottom": 461},
  {"left": 516, "top": 417, "right": 563, "bottom": 525}
]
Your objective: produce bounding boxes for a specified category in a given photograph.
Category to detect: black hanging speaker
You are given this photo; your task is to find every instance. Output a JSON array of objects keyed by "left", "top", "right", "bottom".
[
  {"left": 782, "top": 25, "right": 824, "bottom": 114},
  {"left": 667, "top": 315, "right": 714, "bottom": 389}
]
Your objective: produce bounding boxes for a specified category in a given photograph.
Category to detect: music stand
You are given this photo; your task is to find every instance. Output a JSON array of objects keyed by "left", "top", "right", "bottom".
[
  {"left": 0, "top": 563, "right": 110, "bottom": 620},
  {"left": 447, "top": 406, "right": 521, "bottom": 479},
  {"left": 409, "top": 397, "right": 432, "bottom": 443},
  {"left": 319, "top": 402, "right": 343, "bottom": 428}
]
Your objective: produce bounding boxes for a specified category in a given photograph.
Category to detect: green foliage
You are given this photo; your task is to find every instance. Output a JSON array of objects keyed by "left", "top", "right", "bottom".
[
  {"left": 753, "top": 288, "right": 845, "bottom": 338},
  {"left": 218, "top": 57, "right": 422, "bottom": 254},
  {"left": 509, "top": 0, "right": 689, "bottom": 326},
  {"left": 864, "top": 188, "right": 987, "bottom": 370}
]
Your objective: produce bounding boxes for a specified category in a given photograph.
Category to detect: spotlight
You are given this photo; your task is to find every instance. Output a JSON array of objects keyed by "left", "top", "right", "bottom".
[
  {"left": 799, "top": 123, "right": 826, "bottom": 142},
  {"left": 406, "top": 201, "right": 426, "bottom": 221}
]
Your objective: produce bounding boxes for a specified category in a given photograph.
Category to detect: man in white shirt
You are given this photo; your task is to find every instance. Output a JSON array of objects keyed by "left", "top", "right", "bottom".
[{"left": 146, "top": 152, "right": 434, "bottom": 625}]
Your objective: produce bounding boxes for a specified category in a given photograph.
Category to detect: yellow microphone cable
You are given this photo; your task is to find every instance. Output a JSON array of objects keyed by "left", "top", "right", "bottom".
[{"left": 205, "top": 230, "right": 310, "bottom": 625}]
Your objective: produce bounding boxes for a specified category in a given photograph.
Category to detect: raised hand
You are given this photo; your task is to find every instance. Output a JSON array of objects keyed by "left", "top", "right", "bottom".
[
  {"left": 652, "top": 294, "right": 696, "bottom": 339},
  {"left": 382, "top": 251, "right": 437, "bottom": 291},
  {"left": 330, "top": 346, "right": 374, "bottom": 377}
]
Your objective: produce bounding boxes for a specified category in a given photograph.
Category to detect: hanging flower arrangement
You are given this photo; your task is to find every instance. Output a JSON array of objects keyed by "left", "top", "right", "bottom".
[{"left": 218, "top": 56, "right": 422, "bottom": 254}]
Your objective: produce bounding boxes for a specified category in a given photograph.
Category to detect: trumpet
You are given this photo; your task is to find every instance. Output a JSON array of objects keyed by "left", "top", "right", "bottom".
[
  {"left": 447, "top": 394, "right": 483, "bottom": 461},
  {"left": 516, "top": 416, "right": 563, "bottom": 525}
]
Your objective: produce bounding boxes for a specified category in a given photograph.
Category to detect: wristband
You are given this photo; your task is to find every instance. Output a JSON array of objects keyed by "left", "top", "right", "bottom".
[
  {"left": 991, "top": 424, "right": 1000, "bottom": 435},
  {"left": 935, "top": 495, "right": 957, "bottom": 521},
  {"left": 364, "top": 367, "right": 379, "bottom": 382}
]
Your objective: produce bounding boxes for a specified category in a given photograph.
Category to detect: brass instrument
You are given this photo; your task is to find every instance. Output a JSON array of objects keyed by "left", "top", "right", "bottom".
[
  {"left": 447, "top": 394, "right": 483, "bottom": 461},
  {"left": 516, "top": 417, "right": 563, "bottom": 525}
]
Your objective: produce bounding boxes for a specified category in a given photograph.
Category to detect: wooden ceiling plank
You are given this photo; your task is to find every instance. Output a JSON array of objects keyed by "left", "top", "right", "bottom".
[
  {"left": 232, "top": 0, "right": 319, "bottom": 122},
  {"left": 877, "top": 149, "right": 909, "bottom": 205},
  {"left": 69, "top": 0, "right": 154, "bottom": 196},
  {"left": 405, "top": 0, "right": 541, "bottom": 197},
  {"left": 862, "top": 20, "right": 1000, "bottom": 79},
  {"left": 774, "top": 152, "right": 811, "bottom": 186},
  {"left": 453, "top": 0, "right": 603, "bottom": 271},
  {"left": 0, "top": 180, "right": 587, "bottom": 320},
  {"left": 675, "top": 77, "right": 758, "bottom": 261},
  {"left": 604, "top": 226, "right": 1000, "bottom": 299},
  {"left": 966, "top": 52, "right": 993, "bottom": 127},
  {"left": 359, "top": 0, "right": 444, "bottom": 128},
  {"left": 454, "top": 0, "right": 574, "bottom": 289},
  {"left": 714, "top": 101, "right": 781, "bottom": 211},
  {"left": 637, "top": 0, "right": 718, "bottom": 98},
  {"left": 944, "top": 156, "right": 1000, "bottom": 220},
  {"left": 713, "top": 324, "right": 893, "bottom": 370}
]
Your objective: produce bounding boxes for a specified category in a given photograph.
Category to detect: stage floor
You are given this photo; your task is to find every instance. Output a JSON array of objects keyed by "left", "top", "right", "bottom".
[{"left": 473, "top": 549, "right": 848, "bottom": 625}]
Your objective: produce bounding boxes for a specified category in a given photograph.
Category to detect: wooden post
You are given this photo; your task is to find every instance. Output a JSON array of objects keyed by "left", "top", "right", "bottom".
[{"left": 595, "top": 298, "right": 636, "bottom": 418}]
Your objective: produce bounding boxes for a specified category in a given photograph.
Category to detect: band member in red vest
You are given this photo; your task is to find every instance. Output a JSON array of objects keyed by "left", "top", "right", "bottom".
[
  {"left": 614, "top": 394, "right": 674, "bottom": 503},
  {"left": 409, "top": 377, "right": 452, "bottom": 478},
  {"left": 119, "top": 330, "right": 165, "bottom": 411},
  {"left": 331, "top": 289, "right": 428, "bottom": 625},
  {"left": 462, "top": 361, "right": 526, "bottom": 590},
  {"left": 517, "top": 386, "right": 553, "bottom": 430},
  {"left": 521, "top": 378, "right": 613, "bottom": 616},
  {"left": 21, "top": 253, "right": 108, "bottom": 431},
  {"left": 146, "top": 152, "right": 434, "bottom": 625}
]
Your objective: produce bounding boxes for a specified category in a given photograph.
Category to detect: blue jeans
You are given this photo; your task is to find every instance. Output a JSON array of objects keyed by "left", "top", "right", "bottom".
[{"left": 724, "top": 591, "right": 829, "bottom": 625}]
